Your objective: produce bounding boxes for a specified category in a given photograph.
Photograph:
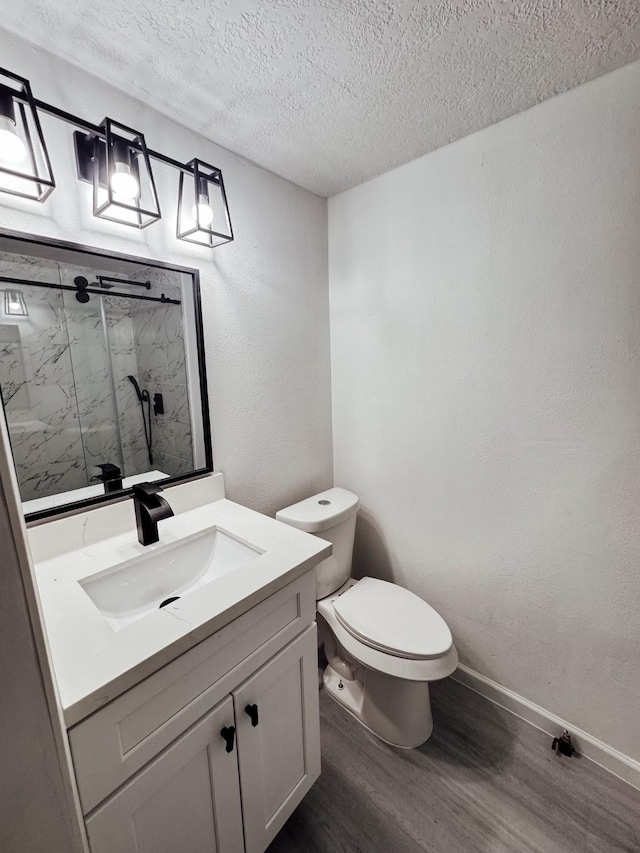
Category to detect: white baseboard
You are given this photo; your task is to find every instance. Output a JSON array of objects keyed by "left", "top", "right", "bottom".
[{"left": 452, "top": 664, "right": 640, "bottom": 792}]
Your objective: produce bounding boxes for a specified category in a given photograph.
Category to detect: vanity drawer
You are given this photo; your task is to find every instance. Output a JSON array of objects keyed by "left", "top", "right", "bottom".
[{"left": 69, "top": 571, "right": 315, "bottom": 813}]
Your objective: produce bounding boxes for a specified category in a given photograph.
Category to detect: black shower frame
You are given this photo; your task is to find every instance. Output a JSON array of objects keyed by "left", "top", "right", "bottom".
[
  {"left": 0, "top": 274, "right": 181, "bottom": 305},
  {"left": 0, "top": 226, "right": 214, "bottom": 524}
]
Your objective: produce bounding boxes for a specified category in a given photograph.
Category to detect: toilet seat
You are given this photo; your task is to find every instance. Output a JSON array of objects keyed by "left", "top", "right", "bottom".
[
  {"left": 333, "top": 577, "right": 453, "bottom": 660},
  {"left": 318, "top": 578, "right": 458, "bottom": 682}
]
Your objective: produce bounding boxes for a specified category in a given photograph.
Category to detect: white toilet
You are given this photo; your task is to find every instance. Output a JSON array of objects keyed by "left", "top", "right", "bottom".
[{"left": 276, "top": 487, "right": 458, "bottom": 748}]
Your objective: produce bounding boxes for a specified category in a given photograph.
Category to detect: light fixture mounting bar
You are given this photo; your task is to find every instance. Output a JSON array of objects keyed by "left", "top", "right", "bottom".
[
  {"left": 0, "top": 65, "right": 232, "bottom": 248},
  {"left": 32, "top": 97, "right": 221, "bottom": 183}
]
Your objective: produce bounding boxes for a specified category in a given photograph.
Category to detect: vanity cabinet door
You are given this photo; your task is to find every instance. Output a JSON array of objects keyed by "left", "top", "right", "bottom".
[
  {"left": 233, "top": 625, "right": 321, "bottom": 853},
  {"left": 85, "top": 696, "right": 244, "bottom": 853}
]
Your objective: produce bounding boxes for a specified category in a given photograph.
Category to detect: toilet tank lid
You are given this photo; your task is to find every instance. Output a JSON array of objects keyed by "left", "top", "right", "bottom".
[{"left": 276, "top": 487, "right": 359, "bottom": 533}]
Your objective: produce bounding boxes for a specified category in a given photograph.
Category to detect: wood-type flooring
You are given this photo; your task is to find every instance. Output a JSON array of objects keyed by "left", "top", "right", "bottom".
[{"left": 268, "top": 677, "right": 640, "bottom": 853}]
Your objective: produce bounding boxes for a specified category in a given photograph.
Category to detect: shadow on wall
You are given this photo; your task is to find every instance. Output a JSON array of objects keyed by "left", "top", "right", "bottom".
[
  {"left": 350, "top": 509, "right": 518, "bottom": 781},
  {"left": 351, "top": 508, "right": 395, "bottom": 582}
]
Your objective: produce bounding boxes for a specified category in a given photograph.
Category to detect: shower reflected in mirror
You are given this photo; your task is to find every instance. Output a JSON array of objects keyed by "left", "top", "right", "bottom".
[
  {"left": 0, "top": 231, "right": 211, "bottom": 520},
  {"left": 127, "top": 374, "right": 153, "bottom": 465}
]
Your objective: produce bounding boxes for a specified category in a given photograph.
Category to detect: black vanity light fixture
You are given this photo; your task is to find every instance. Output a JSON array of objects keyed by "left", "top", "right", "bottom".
[
  {"left": 0, "top": 65, "right": 233, "bottom": 249},
  {"left": 177, "top": 159, "right": 232, "bottom": 247},
  {"left": 75, "top": 119, "right": 161, "bottom": 229},
  {"left": 0, "top": 69, "right": 55, "bottom": 202},
  {"left": 3, "top": 288, "right": 28, "bottom": 316}
]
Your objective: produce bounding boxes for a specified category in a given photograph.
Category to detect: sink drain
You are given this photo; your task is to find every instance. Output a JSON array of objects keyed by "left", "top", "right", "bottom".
[{"left": 159, "top": 596, "right": 181, "bottom": 608}]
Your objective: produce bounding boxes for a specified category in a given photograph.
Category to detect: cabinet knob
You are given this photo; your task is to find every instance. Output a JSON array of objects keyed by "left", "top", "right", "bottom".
[
  {"left": 221, "top": 725, "right": 236, "bottom": 753},
  {"left": 245, "top": 703, "right": 259, "bottom": 727}
]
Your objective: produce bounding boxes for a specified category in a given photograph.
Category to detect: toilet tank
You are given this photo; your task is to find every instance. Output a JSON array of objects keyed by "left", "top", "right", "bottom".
[{"left": 276, "top": 488, "right": 359, "bottom": 600}]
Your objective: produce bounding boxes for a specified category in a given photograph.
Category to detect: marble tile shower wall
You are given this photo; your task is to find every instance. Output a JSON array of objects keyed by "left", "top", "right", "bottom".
[
  {"left": 60, "top": 263, "right": 129, "bottom": 482},
  {"left": 61, "top": 264, "right": 193, "bottom": 483},
  {"left": 130, "top": 266, "right": 193, "bottom": 477},
  {"left": 0, "top": 252, "right": 87, "bottom": 499},
  {"left": 0, "top": 253, "right": 134, "bottom": 500},
  {"left": 0, "top": 253, "right": 194, "bottom": 502}
]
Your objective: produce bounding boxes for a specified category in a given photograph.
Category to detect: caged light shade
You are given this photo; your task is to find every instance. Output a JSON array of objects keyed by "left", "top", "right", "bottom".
[
  {"left": 0, "top": 68, "right": 55, "bottom": 202},
  {"left": 0, "top": 65, "right": 234, "bottom": 249},
  {"left": 4, "top": 289, "right": 28, "bottom": 316},
  {"left": 177, "top": 159, "right": 233, "bottom": 248},
  {"left": 75, "top": 118, "right": 161, "bottom": 229}
]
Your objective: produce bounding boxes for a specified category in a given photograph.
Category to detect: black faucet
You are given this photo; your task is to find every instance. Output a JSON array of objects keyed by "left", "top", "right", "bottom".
[
  {"left": 92, "top": 463, "right": 123, "bottom": 494},
  {"left": 132, "top": 482, "right": 174, "bottom": 546}
]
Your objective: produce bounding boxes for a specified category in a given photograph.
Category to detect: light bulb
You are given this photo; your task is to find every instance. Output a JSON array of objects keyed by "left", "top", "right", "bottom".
[
  {"left": 0, "top": 115, "right": 26, "bottom": 165},
  {"left": 4, "top": 289, "right": 28, "bottom": 316},
  {"left": 193, "top": 194, "right": 214, "bottom": 227},
  {"left": 110, "top": 161, "right": 139, "bottom": 200}
]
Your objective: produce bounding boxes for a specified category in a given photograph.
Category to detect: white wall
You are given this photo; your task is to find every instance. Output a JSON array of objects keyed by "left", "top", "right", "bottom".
[
  {"left": 0, "top": 412, "right": 84, "bottom": 853},
  {"left": 329, "top": 61, "right": 640, "bottom": 763},
  {"left": 0, "top": 28, "right": 332, "bottom": 515}
]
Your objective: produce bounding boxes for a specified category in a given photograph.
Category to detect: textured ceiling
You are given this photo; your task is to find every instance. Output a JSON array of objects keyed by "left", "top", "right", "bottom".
[{"left": 2, "top": 1, "right": 640, "bottom": 197}]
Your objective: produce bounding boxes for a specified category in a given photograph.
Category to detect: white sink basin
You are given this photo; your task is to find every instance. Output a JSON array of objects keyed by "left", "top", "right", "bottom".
[
  {"left": 32, "top": 489, "right": 334, "bottom": 725},
  {"left": 80, "top": 527, "right": 262, "bottom": 631}
]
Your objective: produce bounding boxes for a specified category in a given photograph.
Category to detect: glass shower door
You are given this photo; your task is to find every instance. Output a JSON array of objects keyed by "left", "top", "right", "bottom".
[
  {"left": 0, "top": 258, "right": 90, "bottom": 502},
  {"left": 60, "top": 268, "right": 125, "bottom": 484}
]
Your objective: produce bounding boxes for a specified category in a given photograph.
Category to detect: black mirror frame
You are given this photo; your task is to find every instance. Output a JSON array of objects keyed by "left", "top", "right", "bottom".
[{"left": 0, "top": 226, "right": 213, "bottom": 524}]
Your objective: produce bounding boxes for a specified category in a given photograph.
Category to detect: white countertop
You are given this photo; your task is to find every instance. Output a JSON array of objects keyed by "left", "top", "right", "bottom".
[{"left": 33, "top": 495, "right": 330, "bottom": 727}]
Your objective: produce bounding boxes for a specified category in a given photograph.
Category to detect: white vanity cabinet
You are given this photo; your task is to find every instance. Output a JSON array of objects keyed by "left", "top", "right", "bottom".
[
  {"left": 233, "top": 627, "right": 321, "bottom": 853},
  {"left": 69, "top": 572, "right": 321, "bottom": 853},
  {"left": 84, "top": 696, "right": 244, "bottom": 853}
]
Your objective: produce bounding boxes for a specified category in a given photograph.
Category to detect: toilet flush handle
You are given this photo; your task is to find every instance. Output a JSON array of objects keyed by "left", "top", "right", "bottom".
[{"left": 245, "top": 703, "right": 259, "bottom": 727}]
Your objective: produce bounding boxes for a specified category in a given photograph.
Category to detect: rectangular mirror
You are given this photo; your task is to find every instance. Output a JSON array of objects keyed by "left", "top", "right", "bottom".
[{"left": 0, "top": 230, "right": 212, "bottom": 521}]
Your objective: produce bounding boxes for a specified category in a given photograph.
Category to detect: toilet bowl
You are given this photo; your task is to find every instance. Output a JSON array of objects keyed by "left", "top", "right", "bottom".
[{"left": 276, "top": 488, "right": 458, "bottom": 748}]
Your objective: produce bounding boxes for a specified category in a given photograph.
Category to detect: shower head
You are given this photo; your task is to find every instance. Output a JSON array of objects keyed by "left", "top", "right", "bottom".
[
  {"left": 128, "top": 376, "right": 153, "bottom": 465},
  {"left": 128, "top": 374, "right": 149, "bottom": 402},
  {"left": 128, "top": 374, "right": 143, "bottom": 401}
]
